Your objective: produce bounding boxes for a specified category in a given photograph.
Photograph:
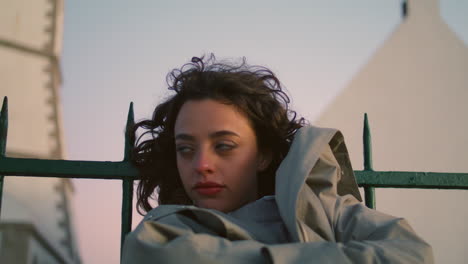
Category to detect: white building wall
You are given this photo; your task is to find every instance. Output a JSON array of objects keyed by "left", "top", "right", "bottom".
[
  {"left": 2, "top": 177, "right": 65, "bottom": 256},
  {"left": 0, "top": 0, "right": 80, "bottom": 263},
  {"left": 0, "top": 0, "right": 53, "bottom": 51},
  {"left": 28, "top": 235, "right": 62, "bottom": 264},
  {"left": 316, "top": 1, "right": 468, "bottom": 263},
  {"left": 0, "top": 48, "right": 56, "bottom": 157}
]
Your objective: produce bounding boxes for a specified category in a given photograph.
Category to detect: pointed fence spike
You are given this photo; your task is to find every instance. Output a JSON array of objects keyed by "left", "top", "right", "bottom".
[
  {"left": 363, "top": 113, "right": 376, "bottom": 209},
  {"left": 0, "top": 96, "right": 8, "bottom": 219},
  {"left": 363, "top": 113, "right": 373, "bottom": 171},
  {"left": 0, "top": 96, "right": 8, "bottom": 156},
  {"left": 124, "top": 102, "right": 135, "bottom": 161},
  {"left": 121, "top": 101, "right": 135, "bottom": 259}
]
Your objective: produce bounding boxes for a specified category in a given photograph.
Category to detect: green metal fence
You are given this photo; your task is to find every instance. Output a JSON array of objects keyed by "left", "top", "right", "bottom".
[{"left": 1, "top": 96, "right": 467, "bottom": 259}]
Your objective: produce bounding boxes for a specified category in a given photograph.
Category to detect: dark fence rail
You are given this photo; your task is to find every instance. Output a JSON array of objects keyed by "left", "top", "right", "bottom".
[
  {"left": 0, "top": 97, "right": 467, "bottom": 260},
  {"left": 0, "top": 97, "right": 137, "bottom": 259}
]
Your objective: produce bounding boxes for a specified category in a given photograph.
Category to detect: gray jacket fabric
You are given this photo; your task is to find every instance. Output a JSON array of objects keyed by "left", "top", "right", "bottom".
[{"left": 122, "top": 126, "right": 433, "bottom": 263}]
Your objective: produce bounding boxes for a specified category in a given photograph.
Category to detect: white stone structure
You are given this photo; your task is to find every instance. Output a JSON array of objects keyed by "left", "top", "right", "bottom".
[
  {"left": 316, "top": 0, "right": 468, "bottom": 263},
  {"left": 0, "top": 0, "right": 81, "bottom": 263}
]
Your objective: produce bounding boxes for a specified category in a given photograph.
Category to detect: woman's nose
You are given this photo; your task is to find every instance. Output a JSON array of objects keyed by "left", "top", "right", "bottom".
[{"left": 193, "top": 150, "right": 214, "bottom": 174}]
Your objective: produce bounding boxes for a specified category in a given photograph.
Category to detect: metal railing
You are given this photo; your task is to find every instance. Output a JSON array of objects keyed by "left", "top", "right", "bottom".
[
  {"left": 0, "top": 97, "right": 138, "bottom": 259},
  {"left": 0, "top": 97, "right": 467, "bottom": 259}
]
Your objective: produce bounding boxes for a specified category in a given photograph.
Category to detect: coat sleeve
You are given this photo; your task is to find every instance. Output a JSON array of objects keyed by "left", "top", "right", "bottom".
[
  {"left": 122, "top": 201, "right": 433, "bottom": 264},
  {"left": 262, "top": 196, "right": 434, "bottom": 263},
  {"left": 121, "top": 212, "right": 270, "bottom": 264}
]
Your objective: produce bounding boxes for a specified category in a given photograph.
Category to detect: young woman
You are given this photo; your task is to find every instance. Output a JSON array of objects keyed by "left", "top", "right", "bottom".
[{"left": 122, "top": 55, "right": 433, "bottom": 263}]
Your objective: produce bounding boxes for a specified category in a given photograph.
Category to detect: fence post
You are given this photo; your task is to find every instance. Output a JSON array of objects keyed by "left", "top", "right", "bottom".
[
  {"left": 363, "top": 113, "right": 376, "bottom": 209},
  {"left": 0, "top": 97, "right": 8, "bottom": 218},
  {"left": 120, "top": 102, "right": 135, "bottom": 259}
]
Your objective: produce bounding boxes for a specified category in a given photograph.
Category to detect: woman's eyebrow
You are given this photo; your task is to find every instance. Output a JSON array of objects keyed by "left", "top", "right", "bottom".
[
  {"left": 175, "top": 130, "right": 240, "bottom": 141},
  {"left": 210, "top": 130, "right": 240, "bottom": 138},
  {"left": 175, "top": 133, "right": 194, "bottom": 141}
]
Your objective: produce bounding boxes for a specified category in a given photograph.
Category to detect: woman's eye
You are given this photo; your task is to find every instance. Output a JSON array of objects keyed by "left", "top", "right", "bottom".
[
  {"left": 215, "top": 142, "right": 236, "bottom": 152},
  {"left": 176, "top": 145, "right": 194, "bottom": 154}
]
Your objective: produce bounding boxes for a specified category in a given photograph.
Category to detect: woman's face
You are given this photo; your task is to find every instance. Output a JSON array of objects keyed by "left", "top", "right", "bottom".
[{"left": 174, "top": 99, "right": 266, "bottom": 213}]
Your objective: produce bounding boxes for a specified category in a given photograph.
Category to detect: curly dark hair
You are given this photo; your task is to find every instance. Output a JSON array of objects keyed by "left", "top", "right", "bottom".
[{"left": 133, "top": 55, "right": 305, "bottom": 214}]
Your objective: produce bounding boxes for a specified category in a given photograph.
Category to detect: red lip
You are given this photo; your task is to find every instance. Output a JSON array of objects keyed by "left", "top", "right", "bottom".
[{"left": 193, "top": 182, "right": 225, "bottom": 195}]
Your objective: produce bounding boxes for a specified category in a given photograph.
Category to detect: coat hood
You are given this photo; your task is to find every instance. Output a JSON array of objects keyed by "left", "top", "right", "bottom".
[{"left": 275, "top": 125, "right": 362, "bottom": 242}]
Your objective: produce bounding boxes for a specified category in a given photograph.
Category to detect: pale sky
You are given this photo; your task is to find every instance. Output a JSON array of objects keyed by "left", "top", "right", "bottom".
[{"left": 61, "top": 1, "right": 467, "bottom": 263}]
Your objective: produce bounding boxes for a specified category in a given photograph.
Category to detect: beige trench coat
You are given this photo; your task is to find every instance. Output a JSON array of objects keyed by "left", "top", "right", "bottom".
[{"left": 122, "top": 126, "right": 433, "bottom": 263}]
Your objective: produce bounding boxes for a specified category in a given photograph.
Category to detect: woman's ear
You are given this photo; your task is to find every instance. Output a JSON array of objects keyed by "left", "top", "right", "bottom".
[{"left": 257, "top": 151, "right": 272, "bottom": 172}]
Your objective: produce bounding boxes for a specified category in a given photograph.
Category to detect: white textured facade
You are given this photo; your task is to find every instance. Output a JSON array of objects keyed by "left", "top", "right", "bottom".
[
  {"left": 316, "top": 1, "right": 468, "bottom": 263},
  {"left": 0, "top": 0, "right": 81, "bottom": 263}
]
